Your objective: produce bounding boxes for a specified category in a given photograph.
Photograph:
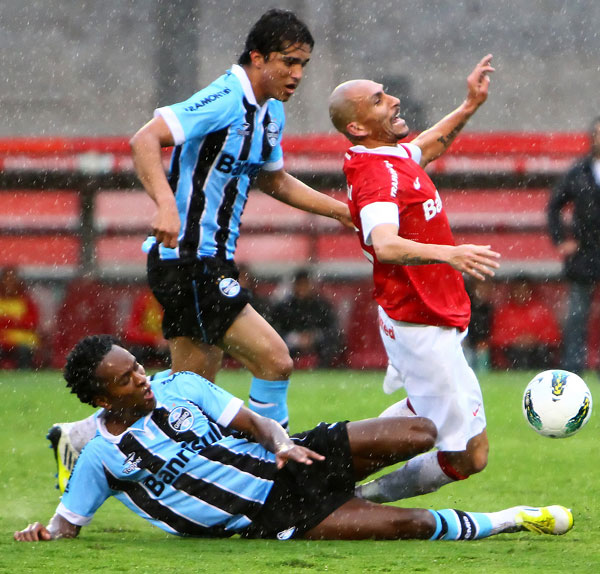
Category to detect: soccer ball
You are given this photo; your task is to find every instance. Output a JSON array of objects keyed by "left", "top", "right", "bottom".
[{"left": 522, "top": 369, "right": 593, "bottom": 438}]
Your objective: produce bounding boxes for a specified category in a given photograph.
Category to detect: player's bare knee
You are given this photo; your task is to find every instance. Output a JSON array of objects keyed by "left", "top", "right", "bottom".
[
  {"left": 466, "top": 436, "right": 489, "bottom": 474},
  {"left": 412, "top": 416, "right": 437, "bottom": 451},
  {"left": 468, "top": 449, "right": 488, "bottom": 474},
  {"left": 452, "top": 447, "right": 488, "bottom": 476},
  {"left": 259, "top": 352, "right": 294, "bottom": 380}
]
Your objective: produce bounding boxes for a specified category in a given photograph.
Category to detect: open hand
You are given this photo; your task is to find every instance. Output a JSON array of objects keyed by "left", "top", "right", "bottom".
[
  {"left": 14, "top": 522, "right": 52, "bottom": 542},
  {"left": 448, "top": 243, "right": 501, "bottom": 280},
  {"left": 275, "top": 444, "right": 325, "bottom": 469},
  {"left": 466, "top": 54, "right": 495, "bottom": 108}
]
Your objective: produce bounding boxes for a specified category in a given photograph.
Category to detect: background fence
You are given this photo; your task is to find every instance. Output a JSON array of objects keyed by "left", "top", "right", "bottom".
[{"left": 2, "top": 133, "right": 599, "bottom": 369}]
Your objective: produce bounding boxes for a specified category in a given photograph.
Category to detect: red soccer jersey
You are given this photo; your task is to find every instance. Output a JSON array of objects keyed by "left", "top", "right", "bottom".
[{"left": 344, "top": 143, "right": 471, "bottom": 330}]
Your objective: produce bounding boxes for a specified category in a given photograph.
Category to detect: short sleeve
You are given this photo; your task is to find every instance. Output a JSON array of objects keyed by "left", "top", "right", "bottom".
[
  {"left": 170, "top": 372, "right": 244, "bottom": 427},
  {"left": 57, "top": 443, "right": 113, "bottom": 526},
  {"left": 155, "top": 79, "right": 239, "bottom": 146},
  {"left": 261, "top": 143, "right": 284, "bottom": 171},
  {"left": 360, "top": 202, "right": 400, "bottom": 245},
  {"left": 262, "top": 102, "right": 286, "bottom": 171},
  {"left": 400, "top": 143, "right": 422, "bottom": 165}
]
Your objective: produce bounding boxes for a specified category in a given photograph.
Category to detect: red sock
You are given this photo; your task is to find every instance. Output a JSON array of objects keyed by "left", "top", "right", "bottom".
[{"left": 437, "top": 451, "right": 469, "bottom": 481}]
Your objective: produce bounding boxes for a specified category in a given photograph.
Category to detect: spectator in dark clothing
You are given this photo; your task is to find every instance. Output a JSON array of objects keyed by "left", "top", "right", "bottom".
[
  {"left": 272, "top": 270, "right": 343, "bottom": 368},
  {"left": 547, "top": 117, "right": 600, "bottom": 374},
  {"left": 237, "top": 265, "right": 273, "bottom": 323}
]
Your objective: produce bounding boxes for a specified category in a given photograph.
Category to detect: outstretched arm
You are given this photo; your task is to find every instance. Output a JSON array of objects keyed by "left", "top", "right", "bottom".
[
  {"left": 14, "top": 513, "right": 80, "bottom": 542},
  {"left": 229, "top": 406, "right": 325, "bottom": 469},
  {"left": 412, "top": 54, "right": 495, "bottom": 168},
  {"left": 130, "top": 116, "right": 181, "bottom": 249},
  {"left": 256, "top": 169, "right": 353, "bottom": 229},
  {"left": 371, "top": 224, "right": 500, "bottom": 281}
]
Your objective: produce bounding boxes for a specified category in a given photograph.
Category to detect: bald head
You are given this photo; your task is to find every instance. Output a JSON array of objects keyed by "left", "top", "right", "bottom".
[
  {"left": 328, "top": 80, "right": 379, "bottom": 138},
  {"left": 329, "top": 79, "right": 408, "bottom": 147}
]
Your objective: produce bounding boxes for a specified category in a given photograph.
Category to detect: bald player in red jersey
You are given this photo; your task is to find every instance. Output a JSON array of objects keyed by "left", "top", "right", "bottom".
[{"left": 329, "top": 55, "right": 500, "bottom": 501}]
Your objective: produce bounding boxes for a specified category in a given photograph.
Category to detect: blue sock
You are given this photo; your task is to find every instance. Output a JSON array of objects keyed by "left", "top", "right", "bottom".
[
  {"left": 429, "top": 509, "right": 493, "bottom": 540},
  {"left": 249, "top": 378, "right": 290, "bottom": 428}
]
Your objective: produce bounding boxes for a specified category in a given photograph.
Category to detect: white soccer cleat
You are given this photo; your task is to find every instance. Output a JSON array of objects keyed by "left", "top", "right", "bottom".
[{"left": 514, "top": 505, "right": 574, "bottom": 535}]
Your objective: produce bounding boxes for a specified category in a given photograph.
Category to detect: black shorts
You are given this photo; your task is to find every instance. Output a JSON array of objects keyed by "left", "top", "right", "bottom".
[
  {"left": 147, "top": 247, "right": 251, "bottom": 345},
  {"left": 241, "top": 421, "right": 355, "bottom": 540}
]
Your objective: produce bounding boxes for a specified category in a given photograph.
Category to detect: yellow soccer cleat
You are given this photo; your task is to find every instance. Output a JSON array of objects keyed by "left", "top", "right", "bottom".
[
  {"left": 47, "top": 423, "right": 79, "bottom": 493},
  {"left": 515, "top": 505, "right": 574, "bottom": 535}
]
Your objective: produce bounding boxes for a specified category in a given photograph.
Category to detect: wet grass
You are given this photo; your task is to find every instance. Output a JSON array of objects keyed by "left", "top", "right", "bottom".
[{"left": 1, "top": 368, "right": 599, "bottom": 573}]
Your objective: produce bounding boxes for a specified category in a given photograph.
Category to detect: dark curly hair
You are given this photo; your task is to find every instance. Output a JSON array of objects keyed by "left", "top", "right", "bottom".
[
  {"left": 63, "top": 335, "right": 119, "bottom": 406},
  {"left": 237, "top": 9, "right": 314, "bottom": 65}
]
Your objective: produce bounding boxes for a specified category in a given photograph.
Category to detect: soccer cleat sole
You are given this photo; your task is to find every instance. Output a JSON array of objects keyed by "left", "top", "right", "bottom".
[{"left": 46, "top": 424, "right": 78, "bottom": 493}]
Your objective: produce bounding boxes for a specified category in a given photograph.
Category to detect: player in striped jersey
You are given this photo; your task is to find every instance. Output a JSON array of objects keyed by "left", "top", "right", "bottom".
[
  {"left": 16, "top": 336, "right": 573, "bottom": 541},
  {"left": 132, "top": 8, "right": 350, "bottom": 429},
  {"left": 47, "top": 9, "right": 352, "bottom": 491}
]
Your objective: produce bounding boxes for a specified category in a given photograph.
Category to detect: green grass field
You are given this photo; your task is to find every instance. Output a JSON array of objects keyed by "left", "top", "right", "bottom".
[{"left": 1, "top": 368, "right": 598, "bottom": 573}]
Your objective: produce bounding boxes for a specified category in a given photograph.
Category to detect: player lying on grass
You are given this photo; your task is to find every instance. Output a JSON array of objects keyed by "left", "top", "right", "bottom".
[
  {"left": 15, "top": 336, "right": 573, "bottom": 541},
  {"left": 46, "top": 8, "right": 353, "bottom": 495}
]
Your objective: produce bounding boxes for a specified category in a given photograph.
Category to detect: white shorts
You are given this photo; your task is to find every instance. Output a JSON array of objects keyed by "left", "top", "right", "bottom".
[{"left": 378, "top": 306, "right": 486, "bottom": 452}]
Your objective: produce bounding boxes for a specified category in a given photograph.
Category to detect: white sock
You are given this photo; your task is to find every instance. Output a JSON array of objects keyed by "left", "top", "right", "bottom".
[
  {"left": 485, "top": 507, "right": 521, "bottom": 534},
  {"left": 66, "top": 413, "right": 99, "bottom": 452},
  {"left": 356, "top": 451, "right": 454, "bottom": 502},
  {"left": 379, "top": 397, "right": 417, "bottom": 418}
]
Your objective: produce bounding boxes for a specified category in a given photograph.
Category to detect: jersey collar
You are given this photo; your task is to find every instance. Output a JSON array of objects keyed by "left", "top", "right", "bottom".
[
  {"left": 230, "top": 64, "right": 272, "bottom": 124},
  {"left": 231, "top": 64, "right": 259, "bottom": 107},
  {"left": 96, "top": 404, "right": 157, "bottom": 443},
  {"left": 348, "top": 143, "right": 411, "bottom": 159}
]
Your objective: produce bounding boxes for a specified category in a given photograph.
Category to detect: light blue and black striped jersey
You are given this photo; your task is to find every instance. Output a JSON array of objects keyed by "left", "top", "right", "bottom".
[
  {"left": 56, "top": 372, "right": 279, "bottom": 537},
  {"left": 144, "top": 64, "right": 285, "bottom": 262}
]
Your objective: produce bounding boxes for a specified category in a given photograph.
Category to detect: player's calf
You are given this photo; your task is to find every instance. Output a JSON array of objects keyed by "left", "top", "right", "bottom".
[{"left": 305, "top": 499, "right": 573, "bottom": 541}]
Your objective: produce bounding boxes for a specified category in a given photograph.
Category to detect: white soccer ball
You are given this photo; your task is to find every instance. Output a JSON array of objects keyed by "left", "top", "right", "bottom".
[{"left": 522, "top": 369, "right": 593, "bottom": 438}]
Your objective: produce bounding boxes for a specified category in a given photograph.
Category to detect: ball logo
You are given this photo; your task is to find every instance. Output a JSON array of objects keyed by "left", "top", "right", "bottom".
[
  {"left": 168, "top": 407, "right": 194, "bottom": 432},
  {"left": 523, "top": 389, "right": 542, "bottom": 430},
  {"left": 266, "top": 122, "right": 280, "bottom": 147},
  {"left": 219, "top": 277, "right": 240, "bottom": 298},
  {"left": 550, "top": 371, "right": 567, "bottom": 401},
  {"left": 565, "top": 396, "right": 591, "bottom": 434}
]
